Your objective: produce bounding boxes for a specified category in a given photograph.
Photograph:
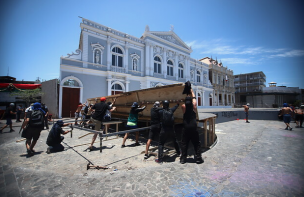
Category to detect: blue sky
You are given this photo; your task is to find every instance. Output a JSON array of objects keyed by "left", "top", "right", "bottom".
[{"left": 0, "top": 0, "right": 303, "bottom": 88}]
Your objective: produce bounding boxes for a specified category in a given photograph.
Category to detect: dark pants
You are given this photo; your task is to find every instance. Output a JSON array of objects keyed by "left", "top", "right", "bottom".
[
  {"left": 180, "top": 128, "right": 202, "bottom": 160},
  {"left": 44, "top": 116, "right": 49, "bottom": 129},
  {"left": 16, "top": 111, "right": 21, "bottom": 121},
  {"left": 158, "top": 126, "right": 180, "bottom": 160},
  {"left": 48, "top": 136, "right": 64, "bottom": 153}
]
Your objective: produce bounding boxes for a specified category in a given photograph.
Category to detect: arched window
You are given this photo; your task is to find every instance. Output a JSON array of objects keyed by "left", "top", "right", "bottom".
[
  {"left": 178, "top": 63, "right": 184, "bottom": 78},
  {"left": 197, "top": 71, "right": 201, "bottom": 83},
  {"left": 167, "top": 60, "right": 174, "bottom": 76},
  {"left": 197, "top": 92, "right": 202, "bottom": 106},
  {"left": 63, "top": 79, "right": 80, "bottom": 87},
  {"left": 154, "top": 56, "right": 161, "bottom": 73},
  {"left": 111, "top": 83, "right": 123, "bottom": 95},
  {"left": 112, "top": 47, "right": 123, "bottom": 67}
]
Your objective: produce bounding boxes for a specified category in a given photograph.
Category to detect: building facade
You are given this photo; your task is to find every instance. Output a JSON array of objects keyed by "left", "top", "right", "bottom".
[
  {"left": 199, "top": 57, "right": 235, "bottom": 107},
  {"left": 234, "top": 71, "right": 266, "bottom": 106},
  {"left": 59, "top": 18, "right": 213, "bottom": 117}
]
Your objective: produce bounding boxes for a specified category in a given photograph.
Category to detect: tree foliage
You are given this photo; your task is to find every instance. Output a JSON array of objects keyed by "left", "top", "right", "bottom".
[{"left": 10, "top": 88, "right": 44, "bottom": 106}]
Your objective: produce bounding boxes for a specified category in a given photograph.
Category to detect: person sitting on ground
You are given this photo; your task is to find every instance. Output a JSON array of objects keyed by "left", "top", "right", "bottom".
[
  {"left": 88, "top": 97, "right": 112, "bottom": 151},
  {"left": 279, "top": 103, "right": 293, "bottom": 131},
  {"left": 0, "top": 103, "right": 17, "bottom": 133},
  {"left": 46, "top": 120, "right": 73, "bottom": 154},
  {"left": 155, "top": 100, "right": 180, "bottom": 164},
  {"left": 180, "top": 89, "right": 204, "bottom": 164},
  {"left": 144, "top": 101, "right": 162, "bottom": 159},
  {"left": 21, "top": 102, "right": 45, "bottom": 156},
  {"left": 242, "top": 103, "right": 250, "bottom": 123},
  {"left": 121, "top": 102, "right": 146, "bottom": 148}
]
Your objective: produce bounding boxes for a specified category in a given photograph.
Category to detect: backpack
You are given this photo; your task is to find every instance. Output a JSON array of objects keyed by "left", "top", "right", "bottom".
[
  {"left": 84, "top": 106, "right": 89, "bottom": 114},
  {"left": 162, "top": 109, "right": 174, "bottom": 126},
  {"left": 30, "top": 110, "right": 44, "bottom": 127}
]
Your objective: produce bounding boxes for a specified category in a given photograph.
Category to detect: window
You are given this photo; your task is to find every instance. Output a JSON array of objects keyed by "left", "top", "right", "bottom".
[
  {"left": 111, "top": 83, "right": 123, "bottom": 95},
  {"left": 112, "top": 47, "right": 123, "bottom": 67},
  {"left": 167, "top": 60, "right": 174, "bottom": 76},
  {"left": 178, "top": 63, "right": 184, "bottom": 78},
  {"left": 218, "top": 75, "right": 221, "bottom": 84},
  {"left": 197, "top": 71, "right": 201, "bottom": 83},
  {"left": 63, "top": 79, "right": 80, "bottom": 87},
  {"left": 154, "top": 56, "right": 161, "bottom": 73}
]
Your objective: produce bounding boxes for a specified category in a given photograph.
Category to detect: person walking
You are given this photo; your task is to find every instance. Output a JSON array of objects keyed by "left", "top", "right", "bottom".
[
  {"left": 16, "top": 105, "right": 23, "bottom": 122},
  {"left": 242, "top": 103, "right": 250, "bottom": 123},
  {"left": 144, "top": 101, "right": 162, "bottom": 159},
  {"left": 180, "top": 89, "right": 204, "bottom": 164},
  {"left": 155, "top": 100, "right": 180, "bottom": 164},
  {"left": 0, "top": 103, "right": 16, "bottom": 133},
  {"left": 46, "top": 120, "right": 73, "bottom": 154},
  {"left": 88, "top": 97, "right": 112, "bottom": 151},
  {"left": 295, "top": 105, "right": 304, "bottom": 128},
  {"left": 279, "top": 103, "right": 293, "bottom": 130},
  {"left": 21, "top": 102, "right": 45, "bottom": 156},
  {"left": 121, "top": 102, "right": 146, "bottom": 148},
  {"left": 41, "top": 103, "right": 49, "bottom": 129}
]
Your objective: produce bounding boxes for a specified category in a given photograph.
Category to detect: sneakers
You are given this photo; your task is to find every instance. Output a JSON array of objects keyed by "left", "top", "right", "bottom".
[
  {"left": 135, "top": 142, "right": 140, "bottom": 146},
  {"left": 155, "top": 159, "right": 163, "bottom": 164},
  {"left": 289, "top": 127, "right": 293, "bottom": 131},
  {"left": 46, "top": 147, "right": 51, "bottom": 154},
  {"left": 180, "top": 158, "right": 186, "bottom": 164},
  {"left": 246, "top": 121, "right": 250, "bottom": 123},
  {"left": 196, "top": 157, "right": 204, "bottom": 164},
  {"left": 27, "top": 149, "right": 34, "bottom": 156},
  {"left": 121, "top": 145, "right": 126, "bottom": 148},
  {"left": 144, "top": 154, "right": 149, "bottom": 159},
  {"left": 285, "top": 127, "right": 289, "bottom": 130},
  {"left": 10, "top": 129, "right": 15, "bottom": 132}
]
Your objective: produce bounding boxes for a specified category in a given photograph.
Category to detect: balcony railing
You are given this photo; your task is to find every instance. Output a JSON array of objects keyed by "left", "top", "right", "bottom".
[{"left": 111, "top": 66, "right": 125, "bottom": 73}]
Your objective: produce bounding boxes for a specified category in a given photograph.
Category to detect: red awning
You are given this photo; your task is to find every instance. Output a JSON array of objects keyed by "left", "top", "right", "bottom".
[{"left": 0, "top": 83, "right": 41, "bottom": 89}]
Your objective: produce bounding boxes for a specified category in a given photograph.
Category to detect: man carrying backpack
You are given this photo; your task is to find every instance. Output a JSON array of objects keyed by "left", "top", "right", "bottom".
[
  {"left": 21, "top": 102, "right": 45, "bottom": 156},
  {"left": 155, "top": 100, "right": 180, "bottom": 164}
]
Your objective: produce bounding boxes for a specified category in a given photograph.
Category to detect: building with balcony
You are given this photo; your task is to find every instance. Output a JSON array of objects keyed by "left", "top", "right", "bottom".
[
  {"left": 199, "top": 57, "right": 235, "bottom": 107},
  {"left": 59, "top": 18, "right": 213, "bottom": 117},
  {"left": 234, "top": 71, "right": 266, "bottom": 106}
]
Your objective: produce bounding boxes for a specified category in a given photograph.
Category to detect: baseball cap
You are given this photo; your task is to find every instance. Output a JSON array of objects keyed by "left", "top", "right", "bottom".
[
  {"left": 100, "top": 97, "right": 106, "bottom": 102},
  {"left": 10, "top": 103, "right": 15, "bottom": 106}
]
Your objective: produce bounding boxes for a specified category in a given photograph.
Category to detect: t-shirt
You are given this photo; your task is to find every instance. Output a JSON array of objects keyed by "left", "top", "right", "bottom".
[
  {"left": 91, "top": 102, "right": 111, "bottom": 121},
  {"left": 46, "top": 123, "right": 65, "bottom": 145},
  {"left": 150, "top": 107, "right": 162, "bottom": 125},
  {"left": 5, "top": 107, "right": 15, "bottom": 119}
]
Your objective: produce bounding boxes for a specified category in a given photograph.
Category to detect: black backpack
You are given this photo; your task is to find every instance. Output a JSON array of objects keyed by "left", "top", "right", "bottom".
[
  {"left": 30, "top": 110, "right": 44, "bottom": 127},
  {"left": 84, "top": 106, "right": 89, "bottom": 114},
  {"left": 162, "top": 109, "right": 174, "bottom": 126}
]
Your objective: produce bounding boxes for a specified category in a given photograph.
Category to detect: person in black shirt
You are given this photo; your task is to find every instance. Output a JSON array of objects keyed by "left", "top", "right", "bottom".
[
  {"left": 0, "top": 103, "right": 16, "bottom": 133},
  {"left": 180, "top": 89, "right": 203, "bottom": 164},
  {"left": 41, "top": 103, "right": 49, "bottom": 129},
  {"left": 46, "top": 120, "right": 72, "bottom": 154},
  {"left": 144, "top": 101, "right": 162, "bottom": 159},
  {"left": 88, "top": 97, "right": 111, "bottom": 151},
  {"left": 155, "top": 100, "right": 180, "bottom": 164}
]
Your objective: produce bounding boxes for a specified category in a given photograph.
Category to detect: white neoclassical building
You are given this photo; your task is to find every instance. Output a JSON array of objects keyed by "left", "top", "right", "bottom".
[{"left": 59, "top": 18, "right": 213, "bottom": 117}]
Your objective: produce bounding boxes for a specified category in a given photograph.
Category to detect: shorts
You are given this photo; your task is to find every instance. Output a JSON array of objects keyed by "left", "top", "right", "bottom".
[
  {"left": 6, "top": 118, "right": 12, "bottom": 125},
  {"left": 91, "top": 118, "right": 103, "bottom": 131},
  {"left": 283, "top": 114, "right": 291, "bottom": 123},
  {"left": 126, "top": 125, "right": 137, "bottom": 129},
  {"left": 149, "top": 124, "right": 161, "bottom": 140},
  {"left": 25, "top": 126, "right": 42, "bottom": 141},
  {"left": 75, "top": 112, "right": 80, "bottom": 119},
  {"left": 245, "top": 112, "right": 248, "bottom": 118}
]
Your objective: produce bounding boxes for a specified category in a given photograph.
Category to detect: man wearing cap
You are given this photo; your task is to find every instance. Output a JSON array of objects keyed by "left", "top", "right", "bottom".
[
  {"left": 21, "top": 102, "right": 45, "bottom": 156},
  {"left": 88, "top": 97, "right": 112, "bottom": 151},
  {"left": 0, "top": 103, "right": 16, "bottom": 133},
  {"left": 144, "top": 101, "right": 162, "bottom": 159},
  {"left": 279, "top": 103, "right": 293, "bottom": 130},
  {"left": 121, "top": 102, "right": 146, "bottom": 148},
  {"left": 46, "top": 120, "right": 72, "bottom": 154},
  {"left": 242, "top": 103, "right": 250, "bottom": 123}
]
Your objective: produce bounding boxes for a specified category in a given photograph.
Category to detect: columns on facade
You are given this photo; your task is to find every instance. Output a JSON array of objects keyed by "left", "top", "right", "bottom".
[
  {"left": 175, "top": 52, "right": 178, "bottom": 80},
  {"left": 150, "top": 44, "right": 154, "bottom": 76},
  {"left": 125, "top": 44, "right": 129, "bottom": 73},
  {"left": 126, "top": 80, "right": 130, "bottom": 92},
  {"left": 202, "top": 90, "right": 205, "bottom": 106},
  {"left": 107, "top": 36, "right": 112, "bottom": 71},
  {"left": 140, "top": 49, "right": 144, "bottom": 77},
  {"left": 145, "top": 41, "right": 150, "bottom": 76},
  {"left": 163, "top": 48, "right": 167, "bottom": 78},
  {"left": 107, "top": 78, "right": 112, "bottom": 96},
  {"left": 82, "top": 32, "right": 88, "bottom": 68}
]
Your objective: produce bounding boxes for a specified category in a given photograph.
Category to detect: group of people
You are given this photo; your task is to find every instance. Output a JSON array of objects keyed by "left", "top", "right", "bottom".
[{"left": 280, "top": 102, "right": 304, "bottom": 130}]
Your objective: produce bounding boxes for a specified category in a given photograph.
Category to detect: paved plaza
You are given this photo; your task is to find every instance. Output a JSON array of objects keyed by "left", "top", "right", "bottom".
[{"left": 0, "top": 116, "right": 304, "bottom": 196}]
